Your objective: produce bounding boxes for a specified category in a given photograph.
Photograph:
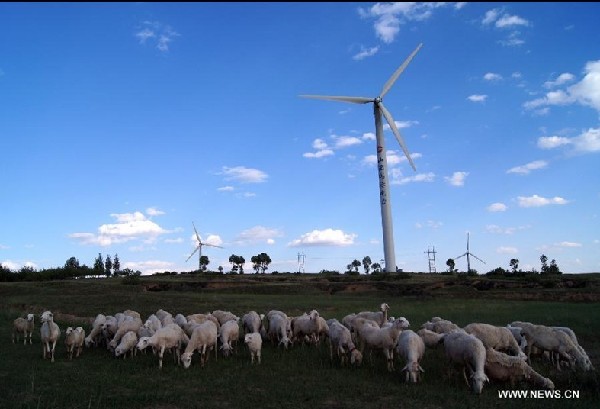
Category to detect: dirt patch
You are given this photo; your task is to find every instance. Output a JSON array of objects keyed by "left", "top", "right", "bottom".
[{"left": 341, "top": 283, "right": 376, "bottom": 293}]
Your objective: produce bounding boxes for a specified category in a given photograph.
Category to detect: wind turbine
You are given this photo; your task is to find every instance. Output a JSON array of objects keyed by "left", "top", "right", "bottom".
[
  {"left": 300, "top": 43, "right": 423, "bottom": 273},
  {"left": 186, "top": 222, "right": 223, "bottom": 271},
  {"left": 455, "top": 232, "right": 486, "bottom": 273}
]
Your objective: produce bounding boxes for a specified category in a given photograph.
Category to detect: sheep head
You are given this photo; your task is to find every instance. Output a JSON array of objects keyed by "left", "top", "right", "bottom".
[{"left": 180, "top": 352, "right": 193, "bottom": 369}]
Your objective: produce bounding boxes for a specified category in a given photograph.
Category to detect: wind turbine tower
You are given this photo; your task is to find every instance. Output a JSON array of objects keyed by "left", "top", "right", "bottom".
[
  {"left": 297, "top": 252, "right": 306, "bottom": 274},
  {"left": 455, "top": 232, "right": 486, "bottom": 273},
  {"left": 301, "top": 43, "right": 423, "bottom": 273},
  {"left": 186, "top": 222, "right": 223, "bottom": 271}
]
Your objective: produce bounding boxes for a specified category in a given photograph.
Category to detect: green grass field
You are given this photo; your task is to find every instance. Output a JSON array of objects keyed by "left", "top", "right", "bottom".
[{"left": 1, "top": 275, "right": 598, "bottom": 409}]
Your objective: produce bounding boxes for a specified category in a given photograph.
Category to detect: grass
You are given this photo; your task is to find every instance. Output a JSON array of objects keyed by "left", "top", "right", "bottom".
[{"left": 0, "top": 275, "right": 599, "bottom": 408}]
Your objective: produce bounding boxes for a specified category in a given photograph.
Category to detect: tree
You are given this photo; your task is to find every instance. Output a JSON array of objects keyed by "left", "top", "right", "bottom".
[
  {"left": 362, "top": 256, "right": 372, "bottom": 275},
  {"left": 228, "top": 254, "right": 245, "bottom": 274},
  {"left": 540, "top": 254, "right": 549, "bottom": 274},
  {"left": 446, "top": 258, "right": 456, "bottom": 273},
  {"left": 218, "top": 266, "right": 223, "bottom": 274},
  {"left": 509, "top": 258, "right": 519, "bottom": 274},
  {"left": 64, "top": 257, "right": 80, "bottom": 270},
  {"left": 104, "top": 255, "right": 113, "bottom": 277},
  {"left": 199, "top": 255, "right": 209, "bottom": 272},
  {"left": 548, "top": 259, "right": 561, "bottom": 275},
  {"left": 251, "top": 255, "right": 261, "bottom": 274},
  {"left": 93, "top": 253, "right": 104, "bottom": 276},
  {"left": 351, "top": 259, "right": 361, "bottom": 273},
  {"left": 255, "top": 253, "right": 271, "bottom": 274},
  {"left": 371, "top": 262, "right": 381, "bottom": 274},
  {"left": 113, "top": 254, "right": 121, "bottom": 274}
]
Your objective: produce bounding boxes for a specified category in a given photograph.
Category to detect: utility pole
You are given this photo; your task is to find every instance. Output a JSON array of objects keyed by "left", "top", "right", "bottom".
[
  {"left": 297, "top": 252, "right": 306, "bottom": 273},
  {"left": 424, "top": 246, "right": 437, "bottom": 273}
]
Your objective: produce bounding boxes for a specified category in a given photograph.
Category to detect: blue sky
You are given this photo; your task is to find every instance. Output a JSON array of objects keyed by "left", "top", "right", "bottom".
[{"left": 1, "top": 2, "right": 599, "bottom": 275}]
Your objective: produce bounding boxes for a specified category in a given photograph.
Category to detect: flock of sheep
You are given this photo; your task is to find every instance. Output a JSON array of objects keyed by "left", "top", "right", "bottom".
[{"left": 11, "top": 302, "right": 596, "bottom": 394}]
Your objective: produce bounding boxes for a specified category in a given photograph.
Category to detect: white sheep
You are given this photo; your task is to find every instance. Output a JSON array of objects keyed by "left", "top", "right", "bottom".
[
  {"left": 505, "top": 325, "right": 527, "bottom": 352},
  {"left": 417, "top": 328, "right": 445, "bottom": 348},
  {"left": 184, "top": 313, "right": 220, "bottom": 336},
  {"left": 181, "top": 320, "right": 219, "bottom": 368},
  {"left": 266, "top": 311, "right": 291, "bottom": 348},
  {"left": 241, "top": 311, "right": 264, "bottom": 335},
  {"left": 356, "top": 318, "right": 409, "bottom": 371},
  {"left": 421, "top": 318, "right": 461, "bottom": 334},
  {"left": 143, "top": 314, "right": 162, "bottom": 333},
  {"left": 443, "top": 331, "right": 489, "bottom": 394},
  {"left": 244, "top": 332, "right": 262, "bottom": 364},
  {"left": 354, "top": 303, "right": 390, "bottom": 327},
  {"left": 108, "top": 316, "right": 143, "bottom": 352},
  {"left": 65, "top": 326, "right": 85, "bottom": 360},
  {"left": 327, "top": 319, "right": 362, "bottom": 366},
  {"left": 212, "top": 310, "right": 239, "bottom": 325},
  {"left": 291, "top": 310, "right": 320, "bottom": 345},
  {"left": 13, "top": 314, "right": 35, "bottom": 345},
  {"left": 114, "top": 330, "right": 138, "bottom": 359},
  {"left": 396, "top": 330, "right": 425, "bottom": 383},
  {"left": 553, "top": 326, "right": 595, "bottom": 371},
  {"left": 173, "top": 313, "right": 188, "bottom": 329},
  {"left": 40, "top": 311, "right": 61, "bottom": 363},
  {"left": 84, "top": 314, "right": 106, "bottom": 348},
  {"left": 485, "top": 347, "right": 555, "bottom": 389},
  {"left": 219, "top": 319, "right": 240, "bottom": 357},
  {"left": 464, "top": 323, "right": 526, "bottom": 359},
  {"left": 137, "top": 323, "right": 189, "bottom": 369}
]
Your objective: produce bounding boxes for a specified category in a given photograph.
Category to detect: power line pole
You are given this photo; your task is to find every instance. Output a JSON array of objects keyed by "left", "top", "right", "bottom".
[
  {"left": 424, "top": 246, "right": 437, "bottom": 273},
  {"left": 297, "top": 252, "right": 306, "bottom": 273}
]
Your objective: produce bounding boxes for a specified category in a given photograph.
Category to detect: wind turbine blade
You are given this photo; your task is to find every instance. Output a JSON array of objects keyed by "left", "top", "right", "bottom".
[
  {"left": 299, "top": 95, "right": 373, "bottom": 104},
  {"left": 472, "top": 254, "right": 486, "bottom": 264},
  {"left": 455, "top": 253, "right": 467, "bottom": 260},
  {"left": 192, "top": 222, "right": 201, "bottom": 243},
  {"left": 380, "top": 43, "right": 423, "bottom": 98},
  {"left": 379, "top": 103, "right": 417, "bottom": 171},
  {"left": 203, "top": 243, "right": 224, "bottom": 249},
  {"left": 185, "top": 246, "right": 199, "bottom": 262}
]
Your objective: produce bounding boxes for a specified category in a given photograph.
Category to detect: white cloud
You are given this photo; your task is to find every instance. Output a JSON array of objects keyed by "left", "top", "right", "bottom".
[
  {"left": 217, "top": 186, "right": 235, "bottom": 192},
  {"left": 455, "top": 2, "right": 468, "bottom": 10},
  {"left": 537, "top": 128, "right": 600, "bottom": 153},
  {"left": 383, "top": 120, "right": 419, "bottom": 131},
  {"left": 497, "top": 246, "right": 518, "bottom": 254},
  {"left": 555, "top": 241, "right": 582, "bottom": 248},
  {"left": 391, "top": 171, "right": 435, "bottom": 185},
  {"left": 487, "top": 203, "right": 507, "bottom": 212},
  {"left": 135, "top": 21, "right": 179, "bottom": 52},
  {"left": 123, "top": 260, "right": 174, "bottom": 275},
  {"left": 544, "top": 73, "right": 575, "bottom": 88},
  {"left": 484, "top": 72, "right": 503, "bottom": 81},
  {"left": 525, "top": 60, "right": 600, "bottom": 113},
  {"left": 415, "top": 220, "right": 443, "bottom": 229},
  {"left": 333, "top": 135, "right": 363, "bottom": 149},
  {"left": 313, "top": 138, "right": 328, "bottom": 150},
  {"left": 467, "top": 94, "right": 487, "bottom": 103},
  {"left": 506, "top": 160, "right": 548, "bottom": 174},
  {"left": 495, "top": 14, "right": 529, "bottom": 28},
  {"left": 482, "top": 8, "right": 500, "bottom": 25},
  {"left": 288, "top": 228, "right": 356, "bottom": 247},
  {"left": 444, "top": 171, "right": 469, "bottom": 187},
  {"left": 146, "top": 207, "right": 165, "bottom": 216},
  {"left": 498, "top": 31, "right": 525, "bottom": 47},
  {"left": 512, "top": 72, "right": 522, "bottom": 79},
  {"left": 362, "top": 132, "right": 376, "bottom": 141},
  {"left": 234, "top": 226, "right": 283, "bottom": 245},
  {"left": 517, "top": 194, "right": 569, "bottom": 208},
  {"left": 486, "top": 224, "right": 529, "bottom": 234},
  {"left": 164, "top": 237, "right": 183, "bottom": 244},
  {"left": 221, "top": 166, "right": 268, "bottom": 183},
  {"left": 303, "top": 149, "right": 334, "bottom": 159},
  {"left": 0, "top": 244, "right": 9, "bottom": 250},
  {"left": 353, "top": 45, "right": 380, "bottom": 60},
  {"left": 359, "top": 3, "right": 455, "bottom": 44},
  {"left": 363, "top": 151, "right": 422, "bottom": 166}
]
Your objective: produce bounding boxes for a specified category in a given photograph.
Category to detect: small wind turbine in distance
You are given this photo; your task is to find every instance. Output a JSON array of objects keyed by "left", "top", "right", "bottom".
[
  {"left": 300, "top": 43, "right": 423, "bottom": 273},
  {"left": 186, "top": 222, "right": 223, "bottom": 271},
  {"left": 455, "top": 232, "right": 486, "bottom": 273}
]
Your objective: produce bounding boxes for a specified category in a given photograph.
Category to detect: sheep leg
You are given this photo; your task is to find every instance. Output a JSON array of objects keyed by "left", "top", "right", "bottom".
[
  {"left": 158, "top": 345, "right": 165, "bottom": 369},
  {"left": 50, "top": 341, "right": 56, "bottom": 363}
]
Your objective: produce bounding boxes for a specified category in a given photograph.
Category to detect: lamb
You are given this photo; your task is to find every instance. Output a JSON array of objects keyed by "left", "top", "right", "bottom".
[
  {"left": 114, "top": 330, "right": 138, "bottom": 359},
  {"left": 442, "top": 331, "right": 489, "bottom": 394},
  {"left": 485, "top": 347, "right": 555, "bottom": 389},
  {"left": 181, "top": 320, "right": 219, "bottom": 368},
  {"left": 241, "top": 311, "right": 264, "bottom": 335},
  {"left": 417, "top": 328, "right": 445, "bottom": 348},
  {"left": 137, "top": 323, "right": 189, "bottom": 369},
  {"left": 553, "top": 326, "right": 594, "bottom": 371},
  {"left": 40, "top": 311, "right": 61, "bottom": 363},
  {"left": 354, "top": 303, "right": 390, "bottom": 327},
  {"left": 396, "top": 330, "right": 425, "bottom": 383},
  {"left": 244, "top": 332, "right": 262, "bottom": 364},
  {"left": 13, "top": 314, "right": 35, "bottom": 345},
  {"left": 84, "top": 314, "right": 106, "bottom": 347},
  {"left": 327, "top": 319, "right": 362, "bottom": 366},
  {"left": 108, "top": 316, "right": 143, "bottom": 352},
  {"left": 464, "top": 323, "right": 526, "bottom": 359},
  {"left": 64, "top": 326, "right": 85, "bottom": 360},
  {"left": 143, "top": 314, "right": 162, "bottom": 334},
  {"left": 356, "top": 318, "right": 409, "bottom": 371},
  {"left": 219, "top": 319, "right": 240, "bottom": 357}
]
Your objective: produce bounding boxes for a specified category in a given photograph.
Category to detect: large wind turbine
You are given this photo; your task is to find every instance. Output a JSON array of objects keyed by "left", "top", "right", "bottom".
[
  {"left": 455, "top": 232, "right": 486, "bottom": 273},
  {"left": 186, "top": 222, "right": 223, "bottom": 271},
  {"left": 300, "top": 43, "right": 423, "bottom": 273}
]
